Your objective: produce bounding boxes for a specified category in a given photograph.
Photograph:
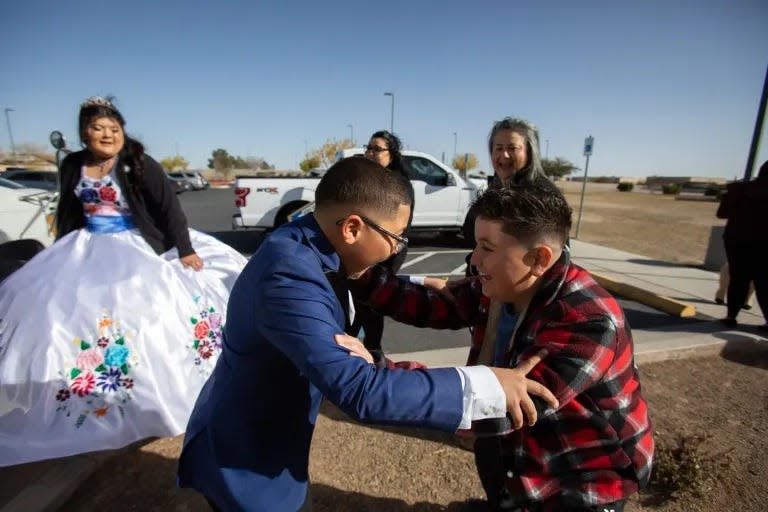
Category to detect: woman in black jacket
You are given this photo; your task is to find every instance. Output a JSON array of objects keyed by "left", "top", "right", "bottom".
[
  {"left": 0, "top": 97, "right": 246, "bottom": 467},
  {"left": 716, "top": 160, "right": 768, "bottom": 330},
  {"left": 56, "top": 98, "right": 199, "bottom": 265},
  {"left": 350, "top": 131, "right": 413, "bottom": 366}
]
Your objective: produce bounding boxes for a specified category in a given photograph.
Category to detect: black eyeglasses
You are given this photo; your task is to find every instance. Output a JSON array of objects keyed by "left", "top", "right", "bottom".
[
  {"left": 364, "top": 144, "right": 389, "bottom": 154},
  {"left": 336, "top": 215, "right": 408, "bottom": 253}
]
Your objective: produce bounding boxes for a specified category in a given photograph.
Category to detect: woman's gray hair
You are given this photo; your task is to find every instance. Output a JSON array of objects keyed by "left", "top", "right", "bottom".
[{"left": 487, "top": 117, "right": 548, "bottom": 186}]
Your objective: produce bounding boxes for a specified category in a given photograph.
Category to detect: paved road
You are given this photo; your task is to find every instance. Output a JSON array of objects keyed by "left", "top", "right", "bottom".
[{"left": 179, "top": 189, "right": 698, "bottom": 355}]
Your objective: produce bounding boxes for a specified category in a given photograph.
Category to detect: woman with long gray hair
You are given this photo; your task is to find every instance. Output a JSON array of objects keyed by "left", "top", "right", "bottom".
[{"left": 463, "top": 116, "right": 559, "bottom": 248}]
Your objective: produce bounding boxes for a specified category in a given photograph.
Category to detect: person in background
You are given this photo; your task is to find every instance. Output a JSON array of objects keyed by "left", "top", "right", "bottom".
[
  {"left": 0, "top": 96, "right": 246, "bottom": 467},
  {"left": 714, "top": 262, "right": 754, "bottom": 309},
  {"left": 285, "top": 131, "right": 414, "bottom": 367},
  {"left": 349, "top": 184, "right": 653, "bottom": 511},
  {"left": 716, "top": 160, "right": 768, "bottom": 330},
  {"left": 177, "top": 157, "right": 558, "bottom": 512},
  {"left": 464, "top": 116, "right": 561, "bottom": 256},
  {"left": 352, "top": 130, "right": 412, "bottom": 365}
]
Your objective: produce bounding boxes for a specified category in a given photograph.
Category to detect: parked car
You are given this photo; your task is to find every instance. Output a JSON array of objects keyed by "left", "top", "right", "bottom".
[
  {"left": 166, "top": 174, "right": 192, "bottom": 194},
  {"left": 0, "top": 168, "right": 59, "bottom": 191},
  {"left": 0, "top": 185, "right": 57, "bottom": 246},
  {"left": 0, "top": 177, "right": 26, "bottom": 189},
  {"left": 168, "top": 170, "right": 209, "bottom": 190}
]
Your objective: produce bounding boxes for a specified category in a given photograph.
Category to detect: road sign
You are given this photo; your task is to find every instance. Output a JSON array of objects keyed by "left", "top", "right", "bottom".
[{"left": 583, "top": 135, "right": 594, "bottom": 156}]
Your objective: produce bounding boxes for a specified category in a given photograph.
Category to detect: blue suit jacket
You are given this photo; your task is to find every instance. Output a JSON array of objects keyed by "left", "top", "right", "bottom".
[{"left": 178, "top": 214, "right": 464, "bottom": 511}]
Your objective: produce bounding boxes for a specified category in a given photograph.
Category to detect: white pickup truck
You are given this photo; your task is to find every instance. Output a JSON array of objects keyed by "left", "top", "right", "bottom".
[
  {"left": 0, "top": 181, "right": 57, "bottom": 246},
  {"left": 232, "top": 149, "right": 480, "bottom": 242}
]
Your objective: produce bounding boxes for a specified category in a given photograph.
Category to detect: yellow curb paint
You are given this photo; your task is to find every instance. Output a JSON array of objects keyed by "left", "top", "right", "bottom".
[{"left": 590, "top": 271, "right": 696, "bottom": 318}]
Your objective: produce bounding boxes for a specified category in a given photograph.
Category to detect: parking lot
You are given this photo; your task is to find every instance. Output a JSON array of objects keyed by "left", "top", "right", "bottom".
[{"left": 179, "top": 188, "right": 698, "bottom": 355}]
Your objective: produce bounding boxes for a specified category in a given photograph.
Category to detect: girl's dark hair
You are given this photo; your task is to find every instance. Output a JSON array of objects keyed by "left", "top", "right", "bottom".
[
  {"left": 370, "top": 130, "right": 406, "bottom": 177},
  {"left": 78, "top": 97, "right": 145, "bottom": 192}
]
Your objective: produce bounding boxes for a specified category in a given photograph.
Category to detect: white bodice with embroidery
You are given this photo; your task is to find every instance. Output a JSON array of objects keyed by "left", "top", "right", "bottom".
[{"left": 74, "top": 167, "right": 132, "bottom": 217}]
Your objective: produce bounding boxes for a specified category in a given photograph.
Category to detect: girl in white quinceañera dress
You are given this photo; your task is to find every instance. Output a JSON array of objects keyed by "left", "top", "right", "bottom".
[{"left": 0, "top": 97, "right": 246, "bottom": 466}]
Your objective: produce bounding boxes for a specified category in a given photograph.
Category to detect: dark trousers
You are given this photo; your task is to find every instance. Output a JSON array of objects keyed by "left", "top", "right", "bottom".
[
  {"left": 473, "top": 437, "right": 626, "bottom": 512},
  {"left": 725, "top": 240, "right": 768, "bottom": 321}
]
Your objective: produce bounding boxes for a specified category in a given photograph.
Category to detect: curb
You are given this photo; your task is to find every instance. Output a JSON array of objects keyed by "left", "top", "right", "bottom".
[
  {"left": 0, "top": 442, "right": 146, "bottom": 512},
  {"left": 589, "top": 271, "right": 696, "bottom": 318},
  {"left": 1, "top": 453, "right": 106, "bottom": 512}
]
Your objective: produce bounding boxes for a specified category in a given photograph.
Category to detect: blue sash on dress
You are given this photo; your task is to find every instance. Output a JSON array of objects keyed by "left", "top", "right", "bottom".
[{"left": 86, "top": 215, "right": 135, "bottom": 233}]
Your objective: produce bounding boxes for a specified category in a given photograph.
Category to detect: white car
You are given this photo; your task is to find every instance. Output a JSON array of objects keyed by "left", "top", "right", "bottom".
[{"left": 0, "top": 183, "right": 58, "bottom": 246}]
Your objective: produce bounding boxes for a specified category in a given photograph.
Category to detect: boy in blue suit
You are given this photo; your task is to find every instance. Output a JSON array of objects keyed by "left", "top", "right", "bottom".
[{"left": 178, "top": 157, "right": 557, "bottom": 511}]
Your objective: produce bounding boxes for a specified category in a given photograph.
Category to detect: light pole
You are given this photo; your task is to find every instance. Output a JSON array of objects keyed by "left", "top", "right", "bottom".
[
  {"left": 347, "top": 124, "right": 354, "bottom": 146},
  {"left": 453, "top": 132, "right": 457, "bottom": 160},
  {"left": 383, "top": 92, "right": 394, "bottom": 133},
  {"left": 4, "top": 108, "right": 16, "bottom": 163},
  {"left": 743, "top": 63, "right": 767, "bottom": 181},
  {"left": 303, "top": 139, "right": 308, "bottom": 155}
]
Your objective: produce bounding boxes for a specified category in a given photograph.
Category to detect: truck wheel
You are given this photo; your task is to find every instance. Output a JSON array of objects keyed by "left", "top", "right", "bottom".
[{"left": 275, "top": 201, "right": 309, "bottom": 227}]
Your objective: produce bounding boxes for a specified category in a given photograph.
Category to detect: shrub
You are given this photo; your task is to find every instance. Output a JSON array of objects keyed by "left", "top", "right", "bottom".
[
  {"left": 704, "top": 184, "right": 722, "bottom": 197},
  {"left": 647, "top": 433, "right": 732, "bottom": 503},
  {"left": 617, "top": 182, "right": 634, "bottom": 192},
  {"left": 662, "top": 183, "right": 681, "bottom": 195}
]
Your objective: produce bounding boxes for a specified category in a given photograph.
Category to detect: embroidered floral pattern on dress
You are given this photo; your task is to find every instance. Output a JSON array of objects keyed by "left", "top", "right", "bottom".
[
  {"left": 188, "top": 296, "right": 224, "bottom": 378},
  {"left": 74, "top": 170, "right": 130, "bottom": 217},
  {"left": 55, "top": 312, "right": 138, "bottom": 428}
]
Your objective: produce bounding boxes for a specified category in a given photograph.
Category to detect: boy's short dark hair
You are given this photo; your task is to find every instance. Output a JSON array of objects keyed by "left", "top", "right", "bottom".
[
  {"left": 469, "top": 185, "right": 572, "bottom": 247},
  {"left": 315, "top": 157, "right": 413, "bottom": 217}
]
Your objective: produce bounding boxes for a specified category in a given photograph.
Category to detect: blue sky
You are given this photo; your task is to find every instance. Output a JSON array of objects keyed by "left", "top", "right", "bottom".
[{"left": 1, "top": 0, "right": 766, "bottom": 178}]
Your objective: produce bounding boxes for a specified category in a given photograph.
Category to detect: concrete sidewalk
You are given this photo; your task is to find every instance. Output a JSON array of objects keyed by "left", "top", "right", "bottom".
[{"left": 2, "top": 239, "right": 766, "bottom": 512}]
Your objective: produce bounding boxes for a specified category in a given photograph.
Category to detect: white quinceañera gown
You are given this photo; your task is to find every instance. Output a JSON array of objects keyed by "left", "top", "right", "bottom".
[{"left": 0, "top": 168, "right": 246, "bottom": 466}]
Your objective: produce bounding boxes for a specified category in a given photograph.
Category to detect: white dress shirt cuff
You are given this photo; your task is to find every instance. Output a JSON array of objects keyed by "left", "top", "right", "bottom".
[
  {"left": 405, "top": 275, "right": 425, "bottom": 285},
  {"left": 454, "top": 366, "right": 507, "bottom": 430}
]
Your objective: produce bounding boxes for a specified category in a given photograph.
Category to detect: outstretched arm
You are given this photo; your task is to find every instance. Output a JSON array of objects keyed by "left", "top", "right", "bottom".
[
  {"left": 517, "top": 315, "right": 620, "bottom": 415},
  {"left": 349, "top": 265, "right": 487, "bottom": 330}
]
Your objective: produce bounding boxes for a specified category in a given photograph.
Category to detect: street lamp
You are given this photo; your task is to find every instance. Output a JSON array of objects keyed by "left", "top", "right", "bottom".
[
  {"left": 347, "top": 124, "right": 354, "bottom": 146},
  {"left": 453, "top": 132, "right": 457, "bottom": 159},
  {"left": 4, "top": 108, "right": 16, "bottom": 163},
  {"left": 383, "top": 92, "right": 394, "bottom": 133}
]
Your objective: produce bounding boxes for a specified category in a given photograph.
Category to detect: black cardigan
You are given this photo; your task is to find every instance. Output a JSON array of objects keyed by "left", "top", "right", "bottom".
[{"left": 56, "top": 150, "right": 195, "bottom": 257}]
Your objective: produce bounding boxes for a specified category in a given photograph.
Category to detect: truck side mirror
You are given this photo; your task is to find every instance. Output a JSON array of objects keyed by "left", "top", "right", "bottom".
[
  {"left": 49, "top": 131, "right": 66, "bottom": 150},
  {"left": 446, "top": 173, "right": 456, "bottom": 186}
]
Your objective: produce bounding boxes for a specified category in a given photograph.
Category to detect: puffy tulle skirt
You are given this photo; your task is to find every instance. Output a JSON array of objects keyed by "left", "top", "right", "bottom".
[{"left": 0, "top": 228, "right": 247, "bottom": 466}]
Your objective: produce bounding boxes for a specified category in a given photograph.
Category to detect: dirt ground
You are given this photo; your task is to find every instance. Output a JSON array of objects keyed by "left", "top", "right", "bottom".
[{"left": 61, "top": 185, "right": 767, "bottom": 511}]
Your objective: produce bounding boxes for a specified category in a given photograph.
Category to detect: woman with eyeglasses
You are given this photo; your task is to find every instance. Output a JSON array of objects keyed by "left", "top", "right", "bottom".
[
  {"left": 351, "top": 130, "right": 415, "bottom": 366},
  {"left": 286, "top": 131, "right": 414, "bottom": 367},
  {"left": 362, "top": 130, "right": 407, "bottom": 180}
]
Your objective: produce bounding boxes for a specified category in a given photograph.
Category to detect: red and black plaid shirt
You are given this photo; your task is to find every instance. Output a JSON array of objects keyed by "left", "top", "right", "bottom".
[{"left": 351, "top": 250, "right": 654, "bottom": 510}]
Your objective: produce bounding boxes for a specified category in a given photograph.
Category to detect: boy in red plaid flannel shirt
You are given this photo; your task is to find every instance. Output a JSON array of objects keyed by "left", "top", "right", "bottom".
[{"left": 349, "top": 185, "right": 653, "bottom": 511}]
